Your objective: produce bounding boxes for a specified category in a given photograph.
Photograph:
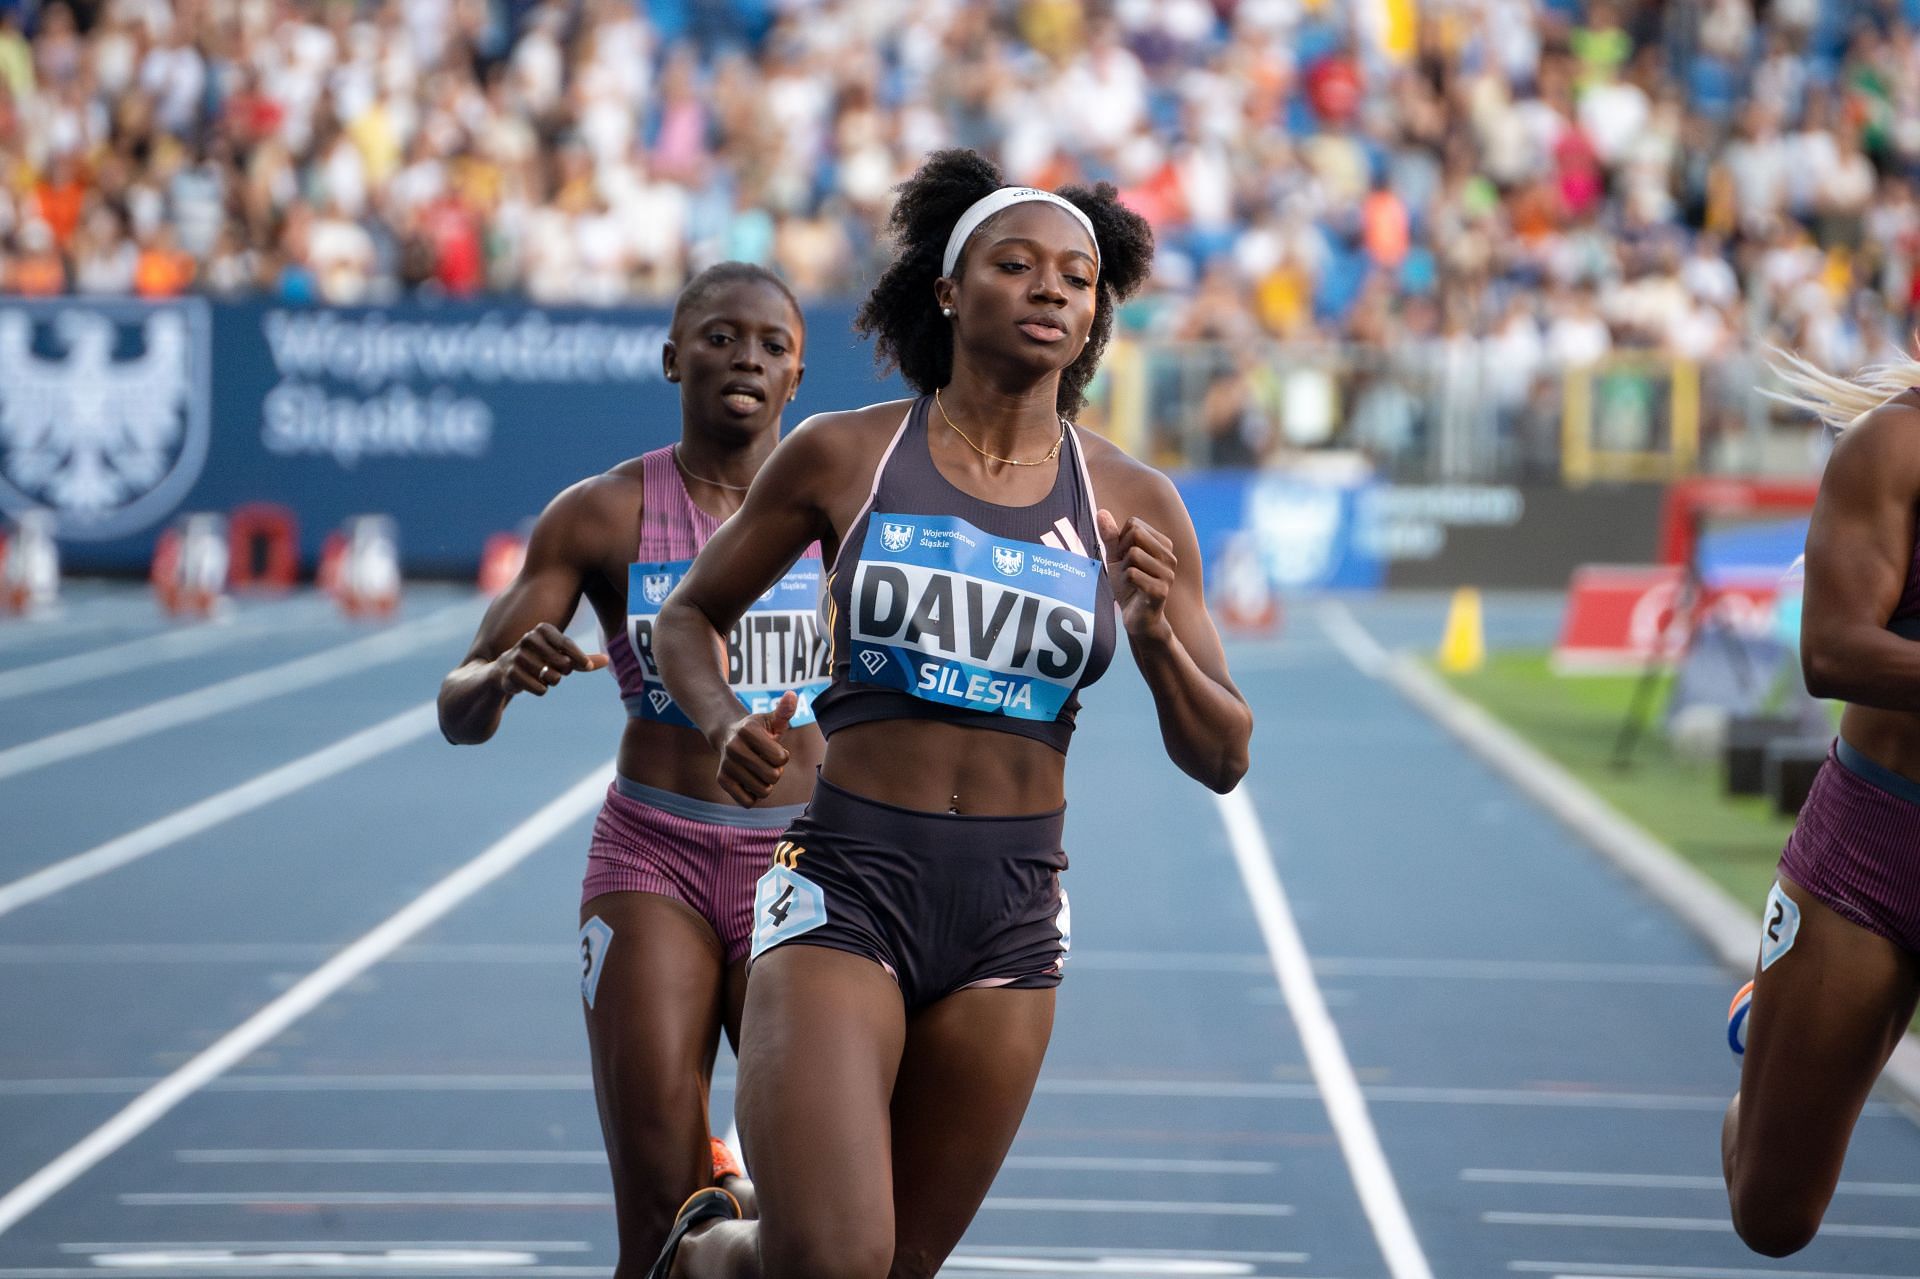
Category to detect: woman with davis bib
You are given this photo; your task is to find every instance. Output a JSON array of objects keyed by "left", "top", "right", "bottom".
[
  {"left": 646, "top": 150, "right": 1253, "bottom": 1279},
  {"left": 438, "top": 264, "right": 824, "bottom": 1276}
]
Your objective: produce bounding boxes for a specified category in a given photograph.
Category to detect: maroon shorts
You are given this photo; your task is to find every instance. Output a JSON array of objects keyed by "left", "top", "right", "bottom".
[
  {"left": 1778, "top": 739, "right": 1920, "bottom": 955},
  {"left": 583, "top": 776, "right": 805, "bottom": 965}
]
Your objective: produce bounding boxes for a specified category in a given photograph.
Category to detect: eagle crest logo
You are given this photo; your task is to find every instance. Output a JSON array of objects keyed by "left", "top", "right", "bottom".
[
  {"left": 641, "top": 572, "right": 674, "bottom": 605},
  {"left": 992, "top": 546, "right": 1025, "bottom": 577},
  {"left": 880, "top": 523, "right": 914, "bottom": 552},
  {"left": 0, "top": 304, "right": 209, "bottom": 540}
]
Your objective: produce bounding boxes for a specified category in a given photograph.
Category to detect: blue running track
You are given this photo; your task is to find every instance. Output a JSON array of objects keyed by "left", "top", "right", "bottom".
[{"left": 1, "top": 585, "right": 1917, "bottom": 1279}]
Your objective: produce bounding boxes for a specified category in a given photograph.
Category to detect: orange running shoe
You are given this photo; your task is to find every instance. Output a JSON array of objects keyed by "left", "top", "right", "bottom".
[{"left": 710, "top": 1136, "right": 745, "bottom": 1184}]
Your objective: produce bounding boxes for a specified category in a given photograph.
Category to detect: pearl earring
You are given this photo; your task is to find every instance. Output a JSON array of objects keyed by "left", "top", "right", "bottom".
[{"left": 942, "top": 307, "right": 954, "bottom": 318}]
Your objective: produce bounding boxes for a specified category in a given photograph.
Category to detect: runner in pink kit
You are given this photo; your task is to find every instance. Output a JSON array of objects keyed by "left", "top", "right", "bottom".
[
  {"left": 1722, "top": 353, "right": 1920, "bottom": 1256},
  {"left": 438, "top": 264, "right": 824, "bottom": 1276}
]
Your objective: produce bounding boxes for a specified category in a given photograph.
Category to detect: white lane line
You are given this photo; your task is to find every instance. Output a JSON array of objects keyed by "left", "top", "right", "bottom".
[
  {"left": 944, "top": 1260, "right": 1257, "bottom": 1276},
  {"left": 107, "top": 1192, "right": 1287, "bottom": 1218},
  {"left": 957, "top": 1249, "right": 1309, "bottom": 1265},
  {"left": 0, "top": 761, "right": 613, "bottom": 1238},
  {"left": 979, "top": 1198, "right": 1290, "bottom": 1216},
  {"left": 1001, "top": 1156, "right": 1278, "bottom": 1175},
  {"left": 1487, "top": 1211, "right": 1920, "bottom": 1239},
  {"left": 188, "top": 1137, "right": 1292, "bottom": 1179},
  {"left": 1466, "top": 1168, "right": 1920, "bottom": 1196},
  {"left": 120, "top": 1192, "right": 614, "bottom": 1207},
  {"left": 86, "top": 1249, "right": 540, "bottom": 1271},
  {"left": 1, "top": 1074, "right": 1847, "bottom": 1115},
  {"left": 175, "top": 1149, "right": 607, "bottom": 1165},
  {"left": 1214, "top": 786, "right": 1434, "bottom": 1279},
  {"left": 1313, "top": 601, "right": 1390, "bottom": 677},
  {"left": 0, "top": 704, "right": 437, "bottom": 919},
  {"left": 1312, "top": 957, "right": 1725, "bottom": 985},
  {"left": 0, "top": 602, "right": 473, "bottom": 783},
  {"left": 0, "top": 1270, "right": 613, "bottom": 1279},
  {"left": 0, "top": 603, "right": 334, "bottom": 704},
  {"left": 0, "top": 1074, "right": 1827, "bottom": 1114},
  {"left": 1513, "top": 1263, "right": 1920, "bottom": 1279},
  {"left": 0, "top": 942, "right": 575, "bottom": 964},
  {"left": 0, "top": 623, "right": 120, "bottom": 657},
  {"left": 0, "top": 945, "right": 1732, "bottom": 987},
  {"left": 61, "top": 1242, "right": 593, "bottom": 1253},
  {"left": 0, "top": 1269, "right": 612, "bottom": 1278}
]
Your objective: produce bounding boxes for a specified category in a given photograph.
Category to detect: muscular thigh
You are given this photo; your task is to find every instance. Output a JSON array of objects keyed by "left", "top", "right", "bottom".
[
  {"left": 1736, "top": 878, "right": 1920, "bottom": 1192},
  {"left": 888, "top": 986, "right": 1056, "bottom": 1279},
  {"left": 735, "top": 946, "right": 907, "bottom": 1263},
  {"left": 579, "top": 893, "right": 729, "bottom": 1186}
]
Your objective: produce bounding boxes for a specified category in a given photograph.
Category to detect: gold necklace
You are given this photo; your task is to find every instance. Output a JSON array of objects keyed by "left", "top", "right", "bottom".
[
  {"left": 935, "top": 389, "right": 1065, "bottom": 467},
  {"left": 671, "top": 445, "right": 752, "bottom": 492}
]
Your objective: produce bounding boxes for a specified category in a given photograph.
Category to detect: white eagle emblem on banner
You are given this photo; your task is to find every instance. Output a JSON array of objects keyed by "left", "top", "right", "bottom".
[
  {"left": 992, "top": 546, "right": 1025, "bottom": 577},
  {"left": 880, "top": 522, "right": 914, "bottom": 552},
  {"left": 0, "top": 304, "right": 209, "bottom": 540},
  {"left": 641, "top": 572, "right": 674, "bottom": 605}
]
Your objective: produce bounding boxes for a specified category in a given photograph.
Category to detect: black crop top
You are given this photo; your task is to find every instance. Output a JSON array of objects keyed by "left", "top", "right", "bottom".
[{"left": 811, "top": 396, "right": 1117, "bottom": 754}]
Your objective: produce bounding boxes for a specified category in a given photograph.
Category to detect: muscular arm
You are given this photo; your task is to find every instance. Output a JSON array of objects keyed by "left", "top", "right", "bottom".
[
  {"left": 437, "top": 480, "right": 616, "bottom": 744},
  {"left": 1800, "top": 406, "right": 1920, "bottom": 710},
  {"left": 654, "top": 418, "right": 839, "bottom": 797},
  {"left": 1095, "top": 458, "right": 1252, "bottom": 793}
]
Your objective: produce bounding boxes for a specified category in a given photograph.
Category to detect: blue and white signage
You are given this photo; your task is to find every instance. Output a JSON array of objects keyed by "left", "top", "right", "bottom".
[
  {"left": 626, "top": 558, "right": 829, "bottom": 727},
  {"left": 0, "top": 300, "right": 212, "bottom": 540},
  {"left": 849, "top": 513, "right": 1100, "bottom": 721}
]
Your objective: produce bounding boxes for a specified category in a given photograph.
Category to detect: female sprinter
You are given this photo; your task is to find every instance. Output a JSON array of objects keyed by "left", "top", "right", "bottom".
[
  {"left": 647, "top": 150, "right": 1253, "bottom": 1279},
  {"left": 1722, "top": 353, "right": 1920, "bottom": 1256},
  {"left": 438, "top": 263, "right": 826, "bottom": 1275}
]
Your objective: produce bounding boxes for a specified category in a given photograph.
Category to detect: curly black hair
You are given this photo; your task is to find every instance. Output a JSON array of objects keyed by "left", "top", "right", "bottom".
[
  {"left": 671, "top": 261, "right": 804, "bottom": 339},
  {"left": 855, "top": 149, "right": 1155, "bottom": 420}
]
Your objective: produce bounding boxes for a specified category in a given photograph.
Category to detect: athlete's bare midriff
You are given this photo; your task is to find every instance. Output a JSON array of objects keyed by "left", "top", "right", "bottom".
[
  {"left": 1837, "top": 705, "right": 1920, "bottom": 788},
  {"left": 821, "top": 718, "right": 1068, "bottom": 815}
]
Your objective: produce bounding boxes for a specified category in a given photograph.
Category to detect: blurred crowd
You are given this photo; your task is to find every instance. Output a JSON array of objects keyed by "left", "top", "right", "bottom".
[{"left": 0, "top": 0, "right": 1917, "bottom": 379}]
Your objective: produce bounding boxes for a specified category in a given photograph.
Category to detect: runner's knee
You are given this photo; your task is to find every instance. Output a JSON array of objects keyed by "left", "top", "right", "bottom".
[
  {"left": 760, "top": 1220, "right": 892, "bottom": 1279},
  {"left": 885, "top": 1240, "right": 947, "bottom": 1279},
  {"left": 1727, "top": 1173, "right": 1823, "bottom": 1257}
]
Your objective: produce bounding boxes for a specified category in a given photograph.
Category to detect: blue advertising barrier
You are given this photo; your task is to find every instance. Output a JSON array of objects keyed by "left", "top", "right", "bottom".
[
  {"left": 0, "top": 296, "right": 1387, "bottom": 594},
  {"left": 0, "top": 297, "right": 901, "bottom": 574},
  {"left": 1173, "top": 468, "right": 1384, "bottom": 593}
]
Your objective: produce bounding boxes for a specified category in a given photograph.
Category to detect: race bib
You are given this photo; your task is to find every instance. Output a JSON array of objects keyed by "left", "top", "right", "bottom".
[
  {"left": 626, "top": 558, "right": 829, "bottom": 727},
  {"left": 751, "top": 860, "right": 829, "bottom": 959},
  {"left": 848, "top": 513, "right": 1100, "bottom": 722}
]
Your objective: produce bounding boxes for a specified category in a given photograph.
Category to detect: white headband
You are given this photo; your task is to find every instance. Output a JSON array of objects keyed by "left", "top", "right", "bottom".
[{"left": 941, "top": 187, "right": 1099, "bottom": 278}]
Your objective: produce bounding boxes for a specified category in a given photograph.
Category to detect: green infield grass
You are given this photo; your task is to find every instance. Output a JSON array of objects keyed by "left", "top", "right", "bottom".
[{"left": 1441, "top": 650, "right": 1798, "bottom": 914}]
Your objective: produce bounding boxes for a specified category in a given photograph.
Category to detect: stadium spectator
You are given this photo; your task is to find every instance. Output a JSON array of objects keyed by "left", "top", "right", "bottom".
[{"left": 0, "top": 0, "right": 1913, "bottom": 445}]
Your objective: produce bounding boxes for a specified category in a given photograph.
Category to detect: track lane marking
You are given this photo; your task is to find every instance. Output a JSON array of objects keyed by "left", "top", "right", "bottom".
[
  {"left": 0, "top": 761, "right": 613, "bottom": 1237},
  {"left": 1312, "top": 601, "right": 1390, "bottom": 676},
  {"left": 0, "top": 602, "right": 334, "bottom": 704},
  {"left": 1465, "top": 1168, "right": 1920, "bottom": 1195},
  {"left": 1214, "top": 786, "right": 1434, "bottom": 1279},
  {"left": 0, "top": 602, "right": 474, "bottom": 783},
  {"left": 1512, "top": 1263, "right": 1920, "bottom": 1279},
  {"left": 1487, "top": 1211, "right": 1920, "bottom": 1239},
  {"left": 169, "top": 1148, "right": 1276, "bottom": 1174},
  {"left": 0, "top": 705, "right": 438, "bottom": 919},
  {"left": 13, "top": 1074, "right": 1910, "bottom": 1115}
]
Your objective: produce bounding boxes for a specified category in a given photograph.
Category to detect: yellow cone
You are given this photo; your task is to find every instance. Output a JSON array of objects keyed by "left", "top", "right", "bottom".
[{"left": 1437, "top": 587, "right": 1485, "bottom": 674}]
